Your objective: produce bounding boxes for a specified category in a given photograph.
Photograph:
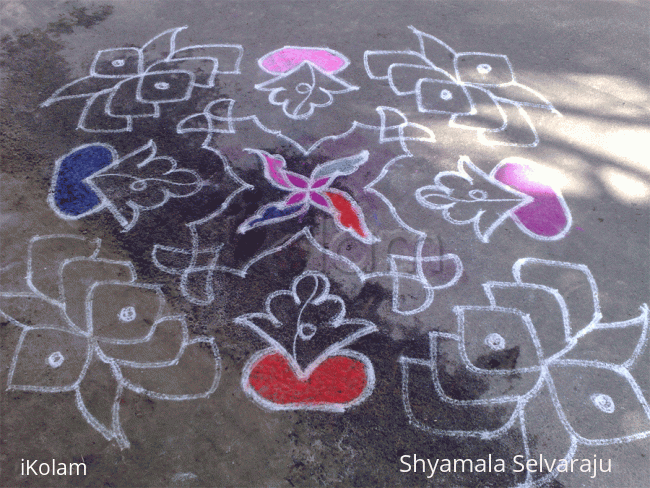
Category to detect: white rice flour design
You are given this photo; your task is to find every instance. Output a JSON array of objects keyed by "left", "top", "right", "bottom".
[
  {"left": 415, "top": 156, "right": 572, "bottom": 243},
  {"left": 0, "top": 235, "right": 221, "bottom": 449},
  {"left": 255, "top": 47, "right": 359, "bottom": 120},
  {"left": 153, "top": 100, "right": 462, "bottom": 315},
  {"left": 235, "top": 271, "right": 377, "bottom": 412},
  {"left": 41, "top": 26, "right": 243, "bottom": 132},
  {"left": 48, "top": 140, "right": 203, "bottom": 231},
  {"left": 400, "top": 258, "right": 649, "bottom": 487},
  {"left": 364, "top": 26, "right": 561, "bottom": 146}
]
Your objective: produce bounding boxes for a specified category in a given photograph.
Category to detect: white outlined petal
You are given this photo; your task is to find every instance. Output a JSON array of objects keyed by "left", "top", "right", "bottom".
[
  {"left": 141, "top": 26, "right": 186, "bottom": 70},
  {"left": 560, "top": 308, "right": 648, "bottom": 366},
  {"left": 40, "top": 76, "right": 120, "bottom": 106},
  {"left": 105, "top": 77, "right": 158, "bottom": 117},
  {"left": 387, "top": 63, "right": 452, "bottom": 95},
  {"left": 409, "top": 25, "right": 457, "bottom": 74},
  {"left": 455, "top": 306, "right": 544, "bottom": 374},
  {"left": 27, "top": 234, "right": 102, "bottom": 303},
  {"left": 170, "top": 43, "right": 244, "bottom": 80},
  {"left": 88, "top": 282, "right": 165, "bottom": 343},
  {"left": 98, "top": 316, "right": 189, "bottom": 367},
  {"left": 454, "top": 52, "right": 515, "bottom": 86},
  {"left": 7, "top": 327, "right": 92, "bottom": 393},
  {"left": 375, "top": 106, "right": 436, "bottom": 145},
  {"left": 74, "top": 352, "right": 128, "bottom": 448},
  {"left": 546, "top": 360, "right": 650, "bottom": 444},
  {"left": 61, "top": 258, "right": 136, "bottom": 334},
  {"left": 0, "top": 293, "right": 68, "bottom": 330},
  {"left": 90, "top": 47, "right": 142, "bottom": 78},
  {"left": 512, "top": 258, "right": 603, "bottom": 339},
  {"left": 482, "top": 282, "right": 570, "bottom": 359},
  {"left": 120, "top": 337, "right": 221, "bottom": 400},
  {"left": 364, "top": 50, "right": 430, "bottom": 80},
  {"left": 399, "top": 355, "right": 522, "bottom": 438},
  {"left": 77, "top": 90, "right": 133, "bottom": 133},
  {"left": 517, "top": 388, "right": 578, "bottom": 487},
  {"left": 416, "top": 78, "right": 474, "bottom": 115}
]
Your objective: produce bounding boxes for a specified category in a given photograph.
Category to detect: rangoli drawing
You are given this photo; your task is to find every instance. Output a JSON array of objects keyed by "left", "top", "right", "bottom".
[
  {"left": 364, "top": 26, "right": 561, "bottom": 146},
  {"left": 0, "top": 235, "right": 221, "bottom": 449},
  {"left": 154, "top": 100, "right": 462, "bottom": 314},
  {"left": 41, "top": 26, "right": 243, "bottom": 132},
  {"left": 49, "top": 140, "right": 203, "bottom": 231},
  {"left": 400, "top": 258, "right": 649, "bottom": 487},
  {"left": 239, "top": 148, "right": 376, "bottom": 244},
  {"left": 14, "top": 20, "right": 644, "bottom": 487},
  {"left": 415, "top": 156, "right": 572, "bottom": 242},
  {"left": 235, "top": 271, "right": 377, "bottom": 411},
  {"left": 255, "top": 47, "right": 358, "bottom": 120}
]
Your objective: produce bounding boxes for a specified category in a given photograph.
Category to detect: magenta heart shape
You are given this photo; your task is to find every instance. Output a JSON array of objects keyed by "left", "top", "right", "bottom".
[{"left": 492, "top": 159, "right": 571, "bottom": 239}]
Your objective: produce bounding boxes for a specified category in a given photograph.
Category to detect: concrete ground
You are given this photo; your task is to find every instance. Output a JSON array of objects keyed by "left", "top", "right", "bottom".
[{"left": 1, "top": 1, "right": 648, "bottom": 487}]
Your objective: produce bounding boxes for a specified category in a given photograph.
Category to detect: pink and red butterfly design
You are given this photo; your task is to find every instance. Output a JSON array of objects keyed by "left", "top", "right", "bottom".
[{"left": 238, "top": 149, "right": 377, "bottom": 244}]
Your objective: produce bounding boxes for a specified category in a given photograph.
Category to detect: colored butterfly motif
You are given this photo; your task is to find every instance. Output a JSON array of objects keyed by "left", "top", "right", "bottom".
[{"left": 239, "top": 149, "right": 377, "bottom": 244}]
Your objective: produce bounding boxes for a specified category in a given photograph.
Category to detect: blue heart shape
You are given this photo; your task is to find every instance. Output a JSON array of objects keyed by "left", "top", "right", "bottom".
[{"left": 53, "top": 145, "right": 114, "bottom": 216}]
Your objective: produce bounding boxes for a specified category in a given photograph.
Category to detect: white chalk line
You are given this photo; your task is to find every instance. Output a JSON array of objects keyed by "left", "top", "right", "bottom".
[
  {"left": 156, "top": 100, "right": 458, "bottom": 314},
  {"left": 235, "top": 271, "right": 377, "bottom": 411},
  {"left": 363, "top": 26, "right": 561, "bottom": 147},
  {"left": 2, "top": 235, "right": 222, "bottom": 449},
  {"left": 41, "top": 26, "right": 243, "bottom": 133},
  {"left": 399, "top": 258, "right": 649, "bottom": 487}
]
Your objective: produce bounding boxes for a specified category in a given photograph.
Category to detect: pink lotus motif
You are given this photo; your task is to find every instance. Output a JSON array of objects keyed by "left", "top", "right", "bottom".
[
  {"left": 239, "top": 149, "right": 376, "bottom": 244},
  {"left": 255, "top": 47, "right": 358, "bottom": 120}
]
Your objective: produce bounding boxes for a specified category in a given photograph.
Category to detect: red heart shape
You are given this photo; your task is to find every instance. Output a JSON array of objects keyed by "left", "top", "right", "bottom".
[{"left": 246, "top": 352, "right": 368, "bottom": 407}]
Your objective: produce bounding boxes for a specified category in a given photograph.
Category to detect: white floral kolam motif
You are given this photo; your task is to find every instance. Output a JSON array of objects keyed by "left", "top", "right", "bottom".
[
  {"left": 159, "top": 101, "right": 463, "bottom": 315},
  {"left": 400, "top": 258, "right": 650, "bottom": 488},
  {"left": 0, "top": 234, "right": 222, "bottom": 450},
  {"left": 363, "top": 26, "right": 562, "bottom": 147},
  {"left": 40, "top": 26, "right": 243, "bottom": 133}
]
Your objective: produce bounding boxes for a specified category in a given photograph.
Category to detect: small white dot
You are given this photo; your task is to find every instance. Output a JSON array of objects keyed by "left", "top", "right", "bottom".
[
  {"left": 440, "top": 89, "right": 453, "bottom": 101},
  {"left": 477, "top": 63, "right": 492, "bottom": 74},
  {"left": 298, "top": 323, "right": 317, "bottom": 340},
  {"left": 484, "top": 333, "right": 506, "bottom": 351},
  {"left": 118, "top": 306, "right": 137, "bottom": 322},
  {"left": 469, "top": 189, "right": 488, "bottom": 200},
  {"left": 295, "top": 82, "right": 312, "bottom": 94},
  {"left": 591, "top": 393, "right": 615, "bottom": 413},
  {"left": 154, "top": 81, "right": 170, "bottom": 90},
  {"left": 130, "top": 180, "right": 147, "bottom": 191},
  {"left": 111, "top": 59, "right": 125, "bottom": 67},
  {"left": 48, "top": 351, "right": 65, "bottom": 368}
]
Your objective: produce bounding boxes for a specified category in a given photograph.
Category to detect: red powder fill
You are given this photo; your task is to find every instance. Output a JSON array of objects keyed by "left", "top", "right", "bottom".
[
  {"left": 325, "top": 191, "right": 366, "bottom": 238},
  {"left": 248, "top": 353, "right": 367, "bottom": 405}
]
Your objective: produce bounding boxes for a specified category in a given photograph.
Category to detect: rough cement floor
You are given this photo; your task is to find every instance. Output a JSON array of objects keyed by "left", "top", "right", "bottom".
[{"left": 1, "top": 1, "right": 649, "bottom": 487}]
